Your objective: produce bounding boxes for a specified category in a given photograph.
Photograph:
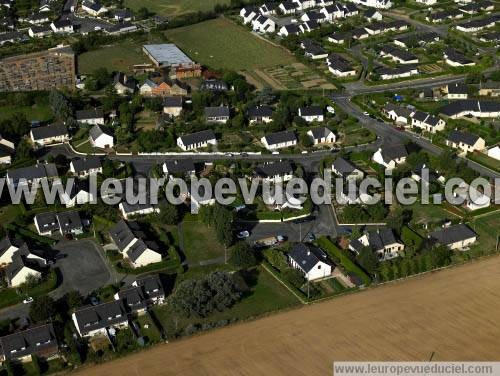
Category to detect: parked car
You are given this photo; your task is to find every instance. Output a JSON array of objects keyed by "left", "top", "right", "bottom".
[
  {"left": 237, "top": 230, "right": 250, "bottom": 239},
  {"left": 23, "top": 297, "right": 33, "bottom": 304}
]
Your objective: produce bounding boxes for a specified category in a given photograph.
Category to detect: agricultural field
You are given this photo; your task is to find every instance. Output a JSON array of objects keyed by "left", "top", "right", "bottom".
[
  {"left": 76, "top": 255, "right": 500, "bottom": 376},
  {"left": 78, "top": 41, "right": 150, "bottom": 74},
  {"left": 165, "top": 18, "right": 325, "bottom": 90},
  {"left": 124, "top": 0, "right": 230, "bottom": 17}
]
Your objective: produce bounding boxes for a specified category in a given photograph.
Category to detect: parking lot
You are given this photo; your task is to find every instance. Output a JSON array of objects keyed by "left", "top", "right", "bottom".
[{"left": 52, "top": 239, "right": 112, "bottom": 298}]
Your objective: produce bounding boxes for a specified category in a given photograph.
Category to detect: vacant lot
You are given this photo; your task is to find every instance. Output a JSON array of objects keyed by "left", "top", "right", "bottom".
[
  {"left": 125, "top": 0, "right": 229, "bottom": 17},
  {"left": 181, "top": 221, "right": 225, "bottom": 264},
  {"left": 165, "top": 18, "right": 296, "bottom": 71},
  {"left": 78, "top": 42, "right": 148, "bottom": 74},
  {"left": 77, "top": 254, "right": 500, "bottom": 376}
]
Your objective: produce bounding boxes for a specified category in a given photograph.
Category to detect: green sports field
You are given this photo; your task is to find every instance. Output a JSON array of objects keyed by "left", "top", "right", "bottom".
[
  {"left": 165, "top": 18, "right": 297, "bottom": 71},
  {"left": 124, "top": 0, "right": 230, "bottom": 17}
]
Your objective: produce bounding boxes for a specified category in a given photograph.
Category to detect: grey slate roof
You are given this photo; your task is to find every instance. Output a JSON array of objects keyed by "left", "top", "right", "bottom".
[
  {"left": 289, "top": 243, "right": 330, "bottom": 273},
  {"left": 299, "top": 106, "right": 323, "bottom": 117},
  {"left": 89, "top": 125, "right": 111, "bottom": 141},
  {"left": 332, "top": 157, "right": 358, "bottom": 176},
  {"left": 116, "top": 286, "right": 147, "bottom": 312},
  {"left": 75, "top": 108, "right": 104, "bottom": 121},
  {"left": 380, "top": 144, "right": 407, "bottom": 163},
  {"left": 430, "top": 224, "right": 476, "bottom": 246},
  {"left": 164, "top": 159, "right": 196, "bottom": 174},
  {"left": 73, "top": 300, "right": 127, "bottom": 336},
  {"left": 447, "top": 130, "right": 480, "bottom": 146},
  {"left": 109, "top": 219, "right": 137, "bottom": 251},
  {"left": 447, "top": 83, "right": 468, "bottom": 95},
  {"left": 384, "top": 103, "right": 413, "bottom": 118},
  {"left": 8, "top": 163, "right": 58, "bottom": 183},
  {"left": 0, "top": 236, "right": 23, "bottom": 259},
  {"left": 205, "top": 106, "right": 230, "bottom": 118},
  {"left": 6, "top": 247, "right": 44, "bottom": 282},
  {"left": 179, "top": 129, "right": 216, "bottom": 147},
  {"left": 309, "top": 126, "right": 333, "bottom": 140},
  {"left": 126, "top": 239, "right": 159, "bottom": 262},
  {"left": 255, "top": 161, "right": 293, "bottom": 178},
  {"left": 327, "top": 53, "right": 353, "bottom": 72},
  {"left": 56, "top": 210, "right": 83, "bottom": 232},
  {"left": 134, "top": 275, "right": 165, "bottom": 300},
  {"left": 31, "top": 124, "right": 68, "bottom": 140},
  {"left": 440, "top": 100, "right": 500, "bottom": 117},
  {"left": 0, "top": 324, "right": 58, "bottom": 361},
  {"left": 163, "top": 96, "right": 182, "bottom": 108},
  {"left": 263, "top": 130, "right": 296, "bottom": 146},
  {"left": 247, "top": 105, "right": 273, "bottom": 118},
  {"left": 71, "top": 156, "right": 101, "bottom": 173},
  {"left": 380, "top": 45, "right": 418, "bottom": 62},
  {"left": 351, "top": 229, "right": 399, "bottom": 253},
  {"left": 444, "top": 48, "right": 473, "bottom": 65},
  {"left": 34, "top": 212, "right": 59, "bottom": 233}
]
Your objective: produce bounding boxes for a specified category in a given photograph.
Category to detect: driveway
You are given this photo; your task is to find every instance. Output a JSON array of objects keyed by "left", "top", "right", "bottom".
[{"left": 51, "top": 239, "right": 113, "bottom": 299}]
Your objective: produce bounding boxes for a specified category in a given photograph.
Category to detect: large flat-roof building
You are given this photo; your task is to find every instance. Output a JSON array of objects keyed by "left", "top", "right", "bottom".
[
  {"left": 142, "top": 44, "right": 194, "bottom": 68},
  {"left": 0, "top": 46, "right": 75, "bottom": 92}
]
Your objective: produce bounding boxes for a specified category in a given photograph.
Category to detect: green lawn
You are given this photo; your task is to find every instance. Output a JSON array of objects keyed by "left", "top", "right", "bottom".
[
  {"left": 471, "top": 211, "right": 500, "bottom": 253},
  {"left": 165, "top": 18, "right": 297, "bottom": 71},
  {"left": 468, "top": 151, "right": 500, "bottom": 173},
  {"left": 125, "top": 0, "right": 229, "bottom": 17},
  {"left": 78, "top": 43, "right": 149, "bottom": 74},
  {"left": 405, "top": 201, "right": 459, "bottom": 225},
  {"left": 137, "top": 313, "right": 162, "bottom": 344},
  {"left": 181, "top": 221, "right": 225, "bottom": 264},
  {"left": 0, "top": 103, "right": 52, "bottom": 122},
  {"left": 152, "top": 266, "right": 299, "bottom": 338}
]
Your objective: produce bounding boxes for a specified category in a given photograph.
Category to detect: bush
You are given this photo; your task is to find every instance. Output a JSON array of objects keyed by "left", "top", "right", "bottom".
[
  {"left": 230, "top": 243, "right": 257, "bottom": 269},
  {"left": 281, "top": 268, "right": 305, "bottom": 289}
]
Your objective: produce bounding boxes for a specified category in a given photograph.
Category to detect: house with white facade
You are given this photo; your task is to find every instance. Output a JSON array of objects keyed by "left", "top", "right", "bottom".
[
  {"left": 255, "top": 161, "right": 294, "bottom": 184},
  {"left": 347, "top": 0, "right": 392, "bottom": 9},
  {"left": 72, "top": 301, "right": 129, "bottom": 337},
  {"left": 349, "top": 229, "right": 404, "bottom": 261},
  {"left": 30, "top": 124, "right": 69, "bottom": 147},
  {"left": 332, "top": 157, "right": 364, "bottom": 180},
  {"left": 372, "top": 145, "right": 408, "bottom": 170},
  {"left": 247, "top": 105, "right": 273, "bottom": 124},
  {"left": 119, "top": 202, "right": 160, "bottom": 220},
  {"left": 444, "top": 83, "right": 468, "bottom": 100},
  {"left": 298, "top": 106, "right": 324, "bottom": 122},
  {"left": 76, "top": 108, "right": 105, "bottom": 125},
  {"left": 429, "top": 224, "right": 477, "bottom": 250},
  {"left": 327, "top": 53, "right": 356, "bottom": 77},
  {"left": 252, "top": 15, "right": 276, "bottom": 33},
  {"left": 261, "top": 130, "right": 297, "bottom": 150},
  {"left": 410, "top": 111, "right": 446, "bottom": 133},
  {"left": 177, "top": 130, "right": 217, "bottom": 151},
  {"left": 89, "top": 125, "right": 114, "bottom": 149},
  {"left": 445, "top": 130, "right": 485, "bottom": 154},
  {"left": 81, "top": 0, "right": 107, "bottom": 16},
  {"left": 0, "top": 136, "right": 14, "bottom": 165},
  {"left": 440, "top": 100, "right": 500, "bottom": 119},
  {"left": 307, "top": 127, "right": 335, "bottom": 145},
  {"left": 240, "top": 6, "right": 260, "bottom": 24},
  {"left": 453, "top": 181, "right": 490, "bottom": 211},
  {"left": 205, "top": 106, "right": 230, "bottom": 124},
  {"left": 278, "top": 24, "right": 301, "bottom": 37},
  {"left": 288, "top": 243, "right": 332, "bottom": 281},
  {"left": 382, "top": 103, "right": 413, "bottom": 125}
]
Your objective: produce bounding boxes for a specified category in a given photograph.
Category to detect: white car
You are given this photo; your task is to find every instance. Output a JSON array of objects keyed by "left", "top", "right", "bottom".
[
  {"left": 237, "top": 230, "right": 250, "bottom": 239},
  {"left": 23, "top": 297, "right": 33, "bottom": 304}
]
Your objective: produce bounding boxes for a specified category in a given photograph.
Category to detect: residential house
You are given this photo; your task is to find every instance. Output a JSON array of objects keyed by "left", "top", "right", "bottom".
[
  {"left": 30, "top": 124, "right": 69, "bottom": 147},
  {"left": 255, "top": 161, "right": 294, "bottom": 183},
  {"left": 162, "top": 159, "right": 196, "bottom": 180},
  {"left": 0, "top": 136, "right": 14, "bottom": 165},
  {"left": 429, "top": 224, "right": 477, "bottom": 250},
  {"left": 298, "top": 106, "right": 324, "bottom": 122},
  {"left": 301, "top": 10, "right": 327, "bottom": 24},
  {"left": 350, "top": 28, "right": 369, "bottom": 40},
  {"left": 426, "top": 10, "right": 463, "bottom": 23},
  {"left": 479, "top": 81, "right": 500, "bottom": 97},
  {"left": 374, "top": 65, "right": 419, "bottom": 80},
  {"left": 440, "top": 100, "right": 500, "bottom": 118},
  {"left": 131, "top": 275, "right": 165, "bottom": 305},
  {"left": 69, "top": 156, "right": 102, "bottom": 177},
  {"left": 444, "top": 83, "right": 468, "bottom": 100},
  {"left": 379, "top": 45, "right": 419, "bottom": 64},
  {"left": 261, "top": 130, "right": 297, "bottom": 150},
  {"left": 240, "top": 6, "right": 260, "bottom": 24},
  {"left": 443, "top": 49, "right": 475, "bottom": 67},
  {"left": 259, "top": 3, "right": 278, "bottom": 14},
  {"left": 453, "top": 181, "right": 490, "bottom": 211},
  {"left": 0, "top": 237, "right": 25, "bottom": 267},
  {"left": 72, "top": 301, "right": 128, "bottom": 337},
  {"left": 75, "top": 108, "right": 104, "bottom": 125},
  {"left": 410, "top": 111, "right": 446, "bottom": 133},
  {"left": 247, "top": 105, "right": 273, "bottom": 124},
  {"left": 288, "top": 243, "right": 332, "bottom": 281},
  {"left": 119, "top": 202, "right": 160, "bottom": 220},
  {"left": 320, "top": 4, "right": 345, "bottom": 21},
  {"left": 28, "top": 25, "right": 53, "bottom": 38},
  {"left": 382, "top": 103, "right": 413, "bottom": 124},
  {"left": 364, "top": 9, "right": 382, "bottom": 21},
  {"left": 415, "top": 0, "right": 436, "bottom": 5},
  {"left": 445, "top": 130, "right": 485, "bottom": 154},
  {"left": 6, "top": 163, "right": 58, "bottom": 188},
  {"left": 293, "top": 0, "right": 316, "bottom": 10},
  {"left": 6, "top": 248, "right": 45, "bottom": 287},
  {"left": 200, "top": 79, "right": 228, "bottom": 92},
  {"left": 177, "top": 130, "right": 217, "bottom": 151},
  {"left": 114, "top": 287, "right": 147, "bottom": 314},
  {"left": 109, "top": 220, "right": 162, "bottom": 267},
  {"left": 81, "top": 0, "right": 107, "bottom": 16},
  {"left": 114, "top": 72, "right": 136, "bottom": 95},
  {"left": 349, "top": 229, "right": 404, "bottom": 261},
  {"left": 278, "top": 1, "right": 297, "bottom": 15},
  {"left": 0, "top": 324, "right": 58, "bottom": 363},
  {"left": 327, "top": 53, "right": 356, "bottom": 77},
  {"left": 112, "top": 9, "right": 133, "bottom": 21},
  {"left": 61, "top": 180, "right": 96, "bottom": 208},
  {"left": 332, "top": 157, "right": 364, "bottom": 180},
  {"left": 327, "top": 31, "right": 351, "bottom": 44},
  {"left": 205, "top": 106, "right": 230, "bottom": 124},
  {"left": 89, "top": 125, "right": 114, "bottom": 149},
  {"left": 347, "top": 0, "right": 392, "bottom": 9},
  {"left": 301, "top": 40, "right": 328, "bottom": 60},
  {"left": 278, "top": 24, "right": 301, "bottom": 37},
  {"left": 50, "top": 19, "right": 74, "bottom": 33},
  {"left": 252, "top": 15, "right": 276, "bottom": 33},
  {"left": 411, "top": 163, "right": 445, "bottom": 185},
  {"left": 307, "top": 127, "right": 335, "bottom": 144},
  {"left": 456, "top": 17, "right": 496, "bottom": 33},
  {"left": 372, "top": 144, "right": 408, "bottom": 169},
  {"left": 299, "top": 20, "right": 320, "bottom": 33},
  {"left": 34, "top": 211, "right": 83, "bottom": 236},
  {"left": 163, "top": 96, "right": 183, "bottom": 117},
  {"left": 487, "top": 146, "right": 500, "bottom": 161},
  {"left": 393, "top": 32, "right": 439, "bottom": 49}
]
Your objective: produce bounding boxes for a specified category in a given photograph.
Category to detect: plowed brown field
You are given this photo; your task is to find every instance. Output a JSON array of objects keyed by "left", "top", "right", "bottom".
[{"left": 76, "top": 255, "right": 500, "bottom": 376}]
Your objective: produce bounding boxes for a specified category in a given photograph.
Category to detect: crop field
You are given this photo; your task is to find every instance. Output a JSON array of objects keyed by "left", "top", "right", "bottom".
[
  {"left": 76, "top": 254, "right": 500, "bottom": 376},
  {"left": 124, "top": 0, "right": 230, "bottom": 17}
]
